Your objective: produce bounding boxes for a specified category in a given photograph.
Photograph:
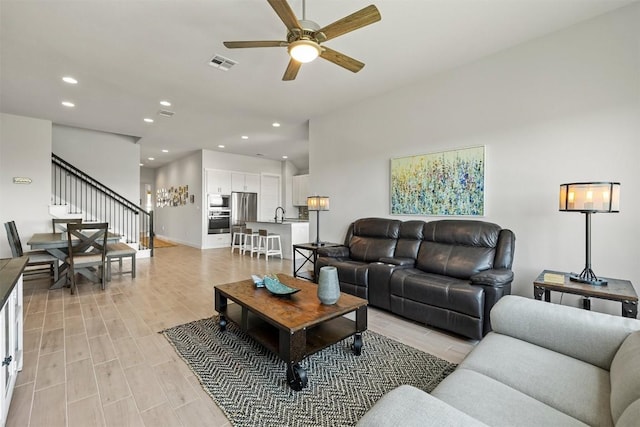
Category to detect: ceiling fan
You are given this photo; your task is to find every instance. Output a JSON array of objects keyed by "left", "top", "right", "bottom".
[{"left": 223, "top": 0, "right": 381, "bottom": 81}]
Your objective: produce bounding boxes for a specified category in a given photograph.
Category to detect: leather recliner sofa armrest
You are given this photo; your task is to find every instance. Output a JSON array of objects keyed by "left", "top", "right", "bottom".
[
  {"left": 470, "top": 268, "right": 514, "bottom": 287},
  {"left": 316, "top": 245, "right": 349, "bottom": 258},
  {"left": 378, "top": 257, "right": 415, "bottom": 267}
]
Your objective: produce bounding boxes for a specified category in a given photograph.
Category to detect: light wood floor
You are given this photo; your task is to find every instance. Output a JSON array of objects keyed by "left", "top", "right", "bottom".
[{"left": 7, "top": 244, "right": 476, "bottom": 427}]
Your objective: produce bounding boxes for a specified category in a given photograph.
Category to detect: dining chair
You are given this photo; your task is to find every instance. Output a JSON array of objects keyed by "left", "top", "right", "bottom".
[
  {"left": 4, "top": 221, "right": 59, "bottom": 281},
  {"left": 51, "top": 217, "right": 82, "bottom": 233},
  {"left": 66, "top": 222, "right": 108, "bottom": 294}
]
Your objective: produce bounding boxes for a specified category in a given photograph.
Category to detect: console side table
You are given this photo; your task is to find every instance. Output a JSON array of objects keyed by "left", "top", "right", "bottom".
[
  {"left": 533, "top": 270, "right": 638, "bottom": 318},
  {"left": 292, "top": 242, "right": 341, "bottom": 281}
]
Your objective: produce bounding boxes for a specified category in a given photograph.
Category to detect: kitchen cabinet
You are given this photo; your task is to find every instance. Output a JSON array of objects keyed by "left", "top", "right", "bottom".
[
  {"left": 203, "top": 232, "right": 231, "bottom": 249},
  {"left": 1, "top": 257, "right": 26, "bottom": 427},
  {"left": 206, "top": 169, "right": 232, "bottom": 194},
  {"left": 292, "top": 174, "right": 310, "bottom": 206},
  {"left": 231, "top": 172, "right": 260, "bottom": 193},
  {"left": 259, "top": 174, "right": 280, "bottom": 221}
]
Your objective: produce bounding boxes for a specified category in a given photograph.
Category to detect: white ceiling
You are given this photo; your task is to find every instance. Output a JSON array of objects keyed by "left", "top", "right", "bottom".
[{"left": 1, "top": 0, "right": 635, "bottom": 171}]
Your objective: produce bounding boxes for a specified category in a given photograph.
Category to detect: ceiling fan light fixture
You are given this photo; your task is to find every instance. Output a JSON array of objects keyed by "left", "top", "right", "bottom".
[{"left": 288, "top": 39, "right": 321, "bottom": 63}]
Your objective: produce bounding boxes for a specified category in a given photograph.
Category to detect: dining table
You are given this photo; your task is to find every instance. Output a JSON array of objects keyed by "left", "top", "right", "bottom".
[{"left": 27, "top": 231, "right": 123, "bottom": 289}]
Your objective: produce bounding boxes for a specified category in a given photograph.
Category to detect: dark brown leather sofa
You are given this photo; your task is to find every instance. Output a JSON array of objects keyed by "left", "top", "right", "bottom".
[{"left": 316, "top": 218, "right": 515, "bottom": 340}]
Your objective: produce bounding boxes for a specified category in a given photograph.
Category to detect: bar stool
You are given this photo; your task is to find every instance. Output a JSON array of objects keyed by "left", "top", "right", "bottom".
[
  {"left": 242, "top": 228, "right": 260, "bottom": 256},
  {"left": 257, "top": 229, "right": 283, "bottom": 261},
  {"left": 231, "top": 227, "right": 244, "bottom": 254}
]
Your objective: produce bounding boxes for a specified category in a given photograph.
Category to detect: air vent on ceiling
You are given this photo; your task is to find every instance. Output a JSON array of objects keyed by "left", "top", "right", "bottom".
[
  {"left": 158, "top": 110, "right": 175, "bottom": 118},
  {"left": 209, "top": 54, "right": 237, "bottom": 71}
]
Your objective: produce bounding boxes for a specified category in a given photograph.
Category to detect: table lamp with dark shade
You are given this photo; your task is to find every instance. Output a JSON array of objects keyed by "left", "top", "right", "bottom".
[
  {"left": 307, "top": 196, "right": 329, "bottom": 246},
  {"left": 559, "top": 182, "right": 620, "bottom": 286}
]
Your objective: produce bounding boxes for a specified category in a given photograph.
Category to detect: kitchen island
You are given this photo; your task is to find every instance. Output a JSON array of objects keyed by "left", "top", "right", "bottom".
[{"left": 245, "top": 220, "right": 309, "bottom": 260}]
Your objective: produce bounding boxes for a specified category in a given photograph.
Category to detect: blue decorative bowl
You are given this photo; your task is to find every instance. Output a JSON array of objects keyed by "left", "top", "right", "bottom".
[{"left": 263, "top": 275, "right": 300, "bottom": 296}]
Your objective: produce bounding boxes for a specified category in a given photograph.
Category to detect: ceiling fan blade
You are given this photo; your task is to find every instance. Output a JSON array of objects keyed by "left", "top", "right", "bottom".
[
  {"left": 223, "top": 41, "right": 287, "bottom": 49},
  {"left": 267, "top": 0, "right": 301, "bottom": 31},
  {"left": 283, "top": 59, "right": 302, "bottom": 81},
  {"left": 320, "top": 47, "right": 365, "bottom": 73},
  {"left": 317, "top": 5, "right": 381, "bottom": 42}
]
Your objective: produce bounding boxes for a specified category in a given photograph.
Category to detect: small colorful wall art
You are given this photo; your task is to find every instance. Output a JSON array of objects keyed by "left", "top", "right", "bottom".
[
  {"left": 156, "top": 185, "right": 189, "bottom": 208},
  {"left": 390, "top": 146, "right": 485, "bottom": 216}
]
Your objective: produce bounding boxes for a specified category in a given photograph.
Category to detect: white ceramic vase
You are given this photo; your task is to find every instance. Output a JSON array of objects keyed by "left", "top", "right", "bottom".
[{"left": 317, "top": 266, "right": 340, "bottom": 305}]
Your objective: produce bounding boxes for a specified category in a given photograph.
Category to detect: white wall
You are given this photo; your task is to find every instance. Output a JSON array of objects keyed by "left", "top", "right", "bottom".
[
  {"left": 282, "top": 160, "right": 299, "bottom": 218},
  {"left": 0, "top": 113, "right": 52, "bottom": 258},
  {"left": 140, "top": 167, "right": 155, "bottom": 209},
  {"left": 310, "top": 4, "right": 640, "bottom": 314},
  {"left": 154, "top": 151, "right": 203, "bottom": 247},
  {"left": 202, "top": 149, "right": 282, "bottom": 175},
  {"left": 154, "top": 149, "right": 285, "bottom": 247},
  {"left": 52, "top": 124, "right": 140, "bottom": 203}
]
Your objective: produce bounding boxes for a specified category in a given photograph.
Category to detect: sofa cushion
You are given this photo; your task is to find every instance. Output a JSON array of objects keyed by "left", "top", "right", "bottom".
[
  {"left": 352, "top": 218, "right": 401, "bottom": 238},
  {"left": 423, "top": 220, "right": 501, "bottom": 247},
  {"left": 491, "top": 296, "right": 640, "bottom": 370},
  {"left": 347, "top": 218, "right": 400, "bottom": 262},
  {"left": 394, "top": 221, "right": 424, "bottom": 260},
  {"left": 389, "top": 269, "right": 483, "bottom": 318},
  {"left": 432, "top": 369, "right": 589, "bottom": 427},
  {"left": 616, "top": 399, "right": 640, "bottom": 427},
  {"left": 350, "top": 236, "right": 397, "bottom": 262},
  {"left": 325, "top": 259, "right": 369, "bottom": 287},
  {"left": 416, "top": 220, "right": 501, "bottom": 279},
  {"left": 356, "top": 385, "right": 489, "bottom": 427},
  {"left": 610, "top": 331, "right": 640, "bottom": 424},
  {"left": 416, "top": 242, "right": 495, "bottom": 279},
  {"left": 460, "top": 333, "right": 613, "bottom": 427}
]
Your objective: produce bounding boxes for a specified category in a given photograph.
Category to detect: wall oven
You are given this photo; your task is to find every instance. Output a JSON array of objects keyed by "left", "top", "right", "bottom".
[
  {"left": 208, "top": 209, "right": 231, "bottom": 234},
  {"left": 208, "top": 194, "right": 230, "bottom": 209},
  {"left": 208, "top": 194, "right": 231, "bottom": 234}
]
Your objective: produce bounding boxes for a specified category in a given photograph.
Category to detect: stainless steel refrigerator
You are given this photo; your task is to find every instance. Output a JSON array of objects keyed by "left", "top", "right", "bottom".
[{"left": 230, "top": 192, "right": 257, "bottom": 231}]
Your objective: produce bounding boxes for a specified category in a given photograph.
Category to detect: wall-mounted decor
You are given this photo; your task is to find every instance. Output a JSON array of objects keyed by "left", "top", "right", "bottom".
[
  {"left": 390, "top": 146, "right": 485, "bottom": 216},
  {"left": 156, "top": 185, "right": 189, "bottom": 207},
  {"left": 13, "top": 177, "right": 32, "bottom": 184},
  {"left": 157, "top": 188, "right": 169, "bottom": 207}
]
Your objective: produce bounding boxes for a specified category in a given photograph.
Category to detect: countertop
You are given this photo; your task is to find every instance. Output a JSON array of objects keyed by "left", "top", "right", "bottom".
[
  {"left": 1, "top": 257, "right": 28, "bottom": 308},
  {"left": 245, "top": 221, "right": 310, "bottom": 260}
]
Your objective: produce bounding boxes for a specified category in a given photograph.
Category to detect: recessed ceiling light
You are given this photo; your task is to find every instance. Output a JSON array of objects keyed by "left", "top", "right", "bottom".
[
  {"left": 62, "top": 76, "right": 78, "bottom": 84},
  {"left": 160, "top": 100, "right": 171, "bottom": 107},
  {"left": 282, "top": 155, "right": 288, "bottom": 159},
  {"left": 148, "top": 157, "right": 154, "bottom": 161},
  {"left": 162, "top": 149, "right": 169, "bottom": 153},
  {"left": 139, "top": 163, "right": 144, "bottom": 166},
  {"left": 144, "top": 118, "right": 154, "bottom": 123},
  {"left": 218, "top": 145, "right": 225, "bottom": 148},
  {"left": 272, "top": 122, "right": 281, "bottom": 127},
  {"left": 61, "top": 101, "right": 75, "bottom": 107},
  {"left": 241, "top": 135, "right": 249, "bottom": 140}
]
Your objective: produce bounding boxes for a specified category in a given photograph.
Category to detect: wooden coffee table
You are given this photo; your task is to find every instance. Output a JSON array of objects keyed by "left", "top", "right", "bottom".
[{"left": 214, "top": 275, "right": 368, "bottom": 390}]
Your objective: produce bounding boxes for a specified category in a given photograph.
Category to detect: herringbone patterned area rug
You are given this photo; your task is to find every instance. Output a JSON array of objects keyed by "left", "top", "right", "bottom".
[{"left": 162, "top": 317, "right": 456, "bottom": 427}]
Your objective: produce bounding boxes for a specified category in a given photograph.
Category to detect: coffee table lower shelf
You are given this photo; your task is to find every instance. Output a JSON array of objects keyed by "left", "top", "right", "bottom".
[{"left": 219, "top": 302, "right": 365, "bottom": 390}]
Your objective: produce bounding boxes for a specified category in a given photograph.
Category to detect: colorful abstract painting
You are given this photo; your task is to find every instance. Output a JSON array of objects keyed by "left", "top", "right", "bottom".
[{"left": 390, "top": 146, "right": 485, "bottom": 216}]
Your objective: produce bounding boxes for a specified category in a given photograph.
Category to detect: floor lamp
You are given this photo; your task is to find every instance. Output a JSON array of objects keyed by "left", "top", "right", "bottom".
[
  {"left": 559, "top": 182, "right": 620, "bottom": 286},
  {"left": 307, "top": 196, "right": 329, "bottom": 246}
]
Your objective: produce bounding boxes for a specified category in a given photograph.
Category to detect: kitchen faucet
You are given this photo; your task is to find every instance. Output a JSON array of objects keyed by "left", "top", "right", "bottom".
[{"left": 274, "top": 207, "right": 285, "bottom": 223}]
